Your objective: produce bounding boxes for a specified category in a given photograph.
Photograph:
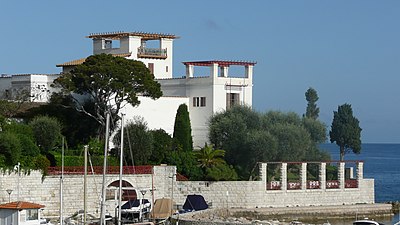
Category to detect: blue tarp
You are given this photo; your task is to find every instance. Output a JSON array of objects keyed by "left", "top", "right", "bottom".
[
  {"left": 121, "top": 199, "right": 150, "bottom": 209},
  {"left": 182, "top": 195, "right": 208, "bottom": 211}
]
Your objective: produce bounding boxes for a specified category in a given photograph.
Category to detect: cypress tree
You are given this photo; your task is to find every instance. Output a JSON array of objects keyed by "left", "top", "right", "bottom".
[{"left": 173, "top": 104, "right": 193, "bottom": 151}]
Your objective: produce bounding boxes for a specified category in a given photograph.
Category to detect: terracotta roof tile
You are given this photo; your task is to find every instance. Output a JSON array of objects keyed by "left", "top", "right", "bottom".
[
  {"left": 56, "top": 53, "right": 132, "bottom": 67},
  {"left": 0, "top": 201, "right": 45, "bottom": 209},
  {"left": 86, "top": 31, "right": 178, "bottom": 40}
]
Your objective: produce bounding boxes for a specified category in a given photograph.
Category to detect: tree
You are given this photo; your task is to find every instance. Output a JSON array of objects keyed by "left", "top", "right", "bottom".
[
  {"left": 149, "top": 129, "right": 172, "bottom": 164},
  {"left": 329, "top": 103, "right": 362, "bottom": 161},
  {"left": 22, "top": 93, "right": 100, "bottom": 148},
  {"left": 53, "top": 53, "right": 162, "bottom": 137},
  {"left": 194, "top": 144, "right": 225, "bottom": 169},
  {"left": 165, "top": 151, "right": 203, "bottom": 180},
  {"left": 173, "top": 104, "right": 193, "bottom": 151},
  {"left": 0, "top": 132, "right": 22, "bottom": 166},
  {"left": 113, "top": 117, "right": 153, "bottom": 165},
  {"left": 305, "top": 87, "right": 320, "bottom": 120},
  {"left": 29, "top": 116, "right": 62, "bottom": 153},
  {"left": 209, "top": 106, "right": 329, "bottom": 179}
]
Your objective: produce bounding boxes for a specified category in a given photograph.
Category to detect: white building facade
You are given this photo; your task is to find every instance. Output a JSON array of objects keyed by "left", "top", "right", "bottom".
[
  {"left": 0, "top": 31, "right": 256, "bottom": 147},
  {"left": 0, "top": 74, "right": 58, "bottom": 103}
]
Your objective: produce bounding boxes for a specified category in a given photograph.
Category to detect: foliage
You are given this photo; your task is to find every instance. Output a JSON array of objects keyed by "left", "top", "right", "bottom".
[
  {"left": 0, "top": 100, "right": 18, "bottom": 117},
  {"left": 268, "top": 123, "right": 311, "bottom": 161},
  {"left": 33, "top": 155, "right": 51, "bottom": 176},
  {"left": 29, "top": 116, "right": 62, "bottom": 153},
  {"left": 0, "top": 132, "right": 22, "bottom": 166},
  {"left": 173, "top": 104, "right": 193, "bottom": 151},
  {"left": 209, "top": 105, "right": 328, "bottom": 179},
  {"left": 113, "top": 117, "right": 153, "bottom": 165},
  {"left": 194, "top": 144, "right": 225, "bottom": 169},
  {"left": 149, "top": 129, "right": 172, "bottom": 164},
  {"left": 329, "top": 103, "right": 362, "bottom": 161},
  {"left": 165, "top": 151, "right": 203, "bottom": 180},
  {"left": 53, "top": 54, "right": 162, "bottom": 137},
  {"left": 21, "top": 93, "right": 99, "bottom": 148},
  {"left": 87, "top": 138, "right": 104, "bottom": 156},
  {"left": 302, "top": 117, "right": 327, "bottom": 143},
  {"left": 17, "top": 134, "right": 40, "bottom": 157},
  {"left": 205, "top": 162, "right": 238, "bottom": 181},
  {"left": 305, "top": 87, "right": 320, "bottom": 119}
]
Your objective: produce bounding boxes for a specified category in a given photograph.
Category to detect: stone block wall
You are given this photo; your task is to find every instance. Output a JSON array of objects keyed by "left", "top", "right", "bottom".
[{"left": 0, "top": 163, "right": 374, "bottom": 219}]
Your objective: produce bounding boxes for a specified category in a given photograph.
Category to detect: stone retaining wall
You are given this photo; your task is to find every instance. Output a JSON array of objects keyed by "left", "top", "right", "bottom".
[{"left": 0, "top": 163, "right": 375, "bottom": 219}]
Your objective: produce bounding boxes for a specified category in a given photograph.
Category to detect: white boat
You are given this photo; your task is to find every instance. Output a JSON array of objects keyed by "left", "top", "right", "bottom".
[{"left": 353, "top": 219, "right": 385, "bottom": 225}]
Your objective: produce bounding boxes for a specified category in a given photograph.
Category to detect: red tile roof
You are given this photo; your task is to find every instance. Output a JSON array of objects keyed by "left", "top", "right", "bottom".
[
  {"left": 56, "top": 53, "right": 132, "bottom": 67},
  {"left": 0, "top": 201, "right": 45, "bottom": 209},
  {"left": 86, "top": 31, "right": 179, "bottom": 40},
  {"left": 183, "top": 60, "right": 256, "bottom": 67}
]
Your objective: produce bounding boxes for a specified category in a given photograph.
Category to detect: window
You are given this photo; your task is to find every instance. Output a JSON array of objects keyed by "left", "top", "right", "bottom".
[
  {"left": 26, "top": 209, "right": 38, "bottom": 221},
  {"left": 200, "top": 97, "right": 206, "bottom": 107},
  {"left": 148, "top": 63, "right": 154, "bottom": 75},
  {"left": 193, "top": 97, "right": 199, "bottom": 107},
  {"left": 166, "top": 66, "right": 169, "bottom": 72},
  {"left": 226, "top": 93, "right": 240, "bottom": 109},
  {"left": 193, "top": 97, "right": 206, "bottom": 107}
]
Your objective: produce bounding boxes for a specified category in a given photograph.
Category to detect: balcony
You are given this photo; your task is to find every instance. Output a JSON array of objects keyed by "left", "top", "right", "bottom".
[{"left": 137, "top": 47, "right": 167, "bottom": 59}]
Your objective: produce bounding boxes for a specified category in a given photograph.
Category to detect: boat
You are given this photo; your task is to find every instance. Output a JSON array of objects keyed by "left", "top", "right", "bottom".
[
  {"left": 117, "top": 199, "right": 151, "bottom": 222},
  {"left": 150, "top": 198, "right": 176, "bottom": 224},
  {"left": 180, "top": 194, "right": 208, "bottom": 213},
  {"left": 353, "top": 219, "right": 385, "bottom": 225}
]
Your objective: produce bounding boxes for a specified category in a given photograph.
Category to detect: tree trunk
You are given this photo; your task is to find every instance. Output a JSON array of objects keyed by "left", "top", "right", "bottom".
[{"left": 340, "top": 145, "right": 345, "bottom": 161}]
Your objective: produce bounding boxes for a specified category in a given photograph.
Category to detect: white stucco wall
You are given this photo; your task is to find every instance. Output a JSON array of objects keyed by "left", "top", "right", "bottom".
[
  {"left": 121, "top": 96, "right": 189, "bottom": 136},
  {"left": 92, "top": 36, "right": 174, "bottom": 80}
]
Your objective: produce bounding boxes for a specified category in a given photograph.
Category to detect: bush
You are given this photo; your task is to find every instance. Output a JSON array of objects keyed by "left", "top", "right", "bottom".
[
  {"left": 205, "top": 163, "right": 238, "bottom": 181},
  {"left": 29, "top": 116, "right": 62, "bottom": 153},
  {"left": 0, "top": 132, "right": 22, "bottom": 166}
]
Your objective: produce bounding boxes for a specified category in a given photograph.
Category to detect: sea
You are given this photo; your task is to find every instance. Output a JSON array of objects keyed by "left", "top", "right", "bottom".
[{"left": 320, "top": 143, "right": 400, "bottom": 224}]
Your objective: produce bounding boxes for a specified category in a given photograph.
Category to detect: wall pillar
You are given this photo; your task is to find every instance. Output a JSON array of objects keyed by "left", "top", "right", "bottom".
[
  {"left": 245, "top": 65, "right": 253, "bottom": 79},
  {"left": 357, "top": 161, "right": 364, "bottom": 187},
  {"left": 186, "top": 65, "right": 194, "bottom": 78},
  {"left": 259, "top": 163, "right": 267, "bottom": 190},
  {"left": 320, "top": 162, "right": 326, "bottom": 190},
  {"left": 339, "top": 162, "right": 345, "bottom": 189},
  {"left": 211, "top": 63, "right": 219, "bottom": 78},
  {"left": 301, "top": 163, "right": 307, "bottom": 190},
  {"left": 281, "top": 163, "right": 287, "bottom": 191},
  {"left": 220, "top": 66, "right": 229, "bottom": 77}
]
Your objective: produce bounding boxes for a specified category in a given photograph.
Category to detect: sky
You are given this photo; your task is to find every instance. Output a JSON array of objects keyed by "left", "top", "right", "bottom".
[{"left": 0, "top": 1, "right": 399, "bottom": 143}]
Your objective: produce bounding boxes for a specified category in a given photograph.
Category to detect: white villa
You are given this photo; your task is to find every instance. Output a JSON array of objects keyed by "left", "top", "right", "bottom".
[{"left": 0, "top": 31, "right": 256, "bottom": 147}]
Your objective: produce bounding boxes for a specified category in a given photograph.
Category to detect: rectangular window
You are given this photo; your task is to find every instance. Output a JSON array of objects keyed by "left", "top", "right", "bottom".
[
  {"left": 148, "top": 63, "right": 154, "bottom": 75},
  {"left": 226, "top": 93, "right": 240, "bottom": 109},
  {"left": 200, "top": 97, "right": 206, "bottom": 107},
  {"left": 193, "top": 97, "right": 206, "bottom": 107},
  {"left": 166, "top": 66, "right": 169, "bottom": 72},
  {"left": 26, "top": 209, "right": 38, "bottom": 221},
  {"left": 193, "top": 97, "right": 199, "bottom": 107}
]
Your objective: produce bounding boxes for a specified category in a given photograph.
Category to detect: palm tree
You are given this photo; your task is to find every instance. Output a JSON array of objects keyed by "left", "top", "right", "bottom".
[{"left": 194, "top": 144, "right": 225, "bottom": 169}]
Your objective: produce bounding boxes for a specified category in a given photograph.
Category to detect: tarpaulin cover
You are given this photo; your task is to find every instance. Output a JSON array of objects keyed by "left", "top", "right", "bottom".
[
  {"left": 121, "top": 199, "right": 149, "bottom": 209},
  {"left": 150, "top": 198, "right": 175, "bottom": 219},
  {"left": 182, "top": 195, "right": 208, "bottom": 211}
]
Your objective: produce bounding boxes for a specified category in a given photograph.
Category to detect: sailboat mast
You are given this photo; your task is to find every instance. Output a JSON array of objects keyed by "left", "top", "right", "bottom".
[
  {"left": 84, "top": 145, "right": 88, "bottom": 225},
  {"left": 60, "top": 137, "right": 64, "bottom": 225},
  {"left": 100, "top": 113, "right": 110, "bottom": 225},
  {"left": 118, "top": 114, "right": 125, "bottom": 225}
]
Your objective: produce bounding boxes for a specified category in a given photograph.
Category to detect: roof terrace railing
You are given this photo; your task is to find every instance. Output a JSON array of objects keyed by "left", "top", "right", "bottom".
[{"left": 137, "top": 47, "right": 167, "bottom": 59}]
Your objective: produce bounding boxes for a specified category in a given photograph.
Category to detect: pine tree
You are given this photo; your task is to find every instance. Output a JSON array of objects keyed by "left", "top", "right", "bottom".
[
  {"left": 305, "top": 87, "right": 320, "bottom": 120},
  {"left": 329, "top": 103, "right": 362, "bottom": 161}
]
